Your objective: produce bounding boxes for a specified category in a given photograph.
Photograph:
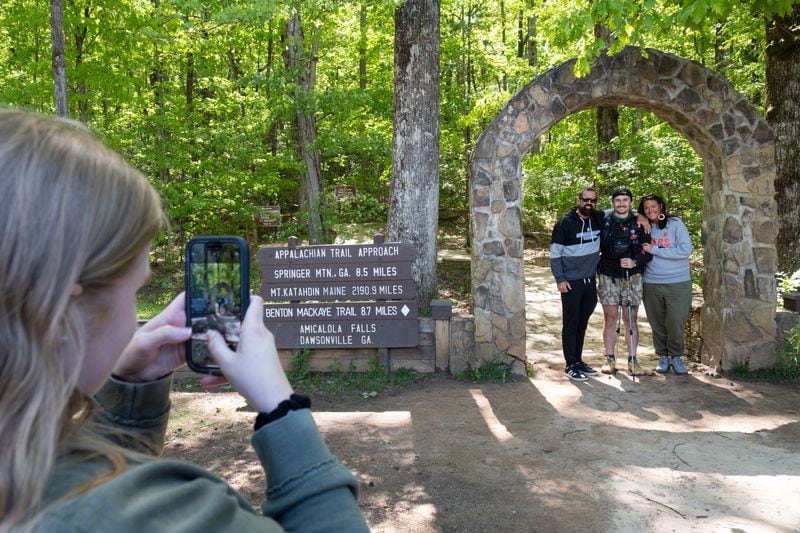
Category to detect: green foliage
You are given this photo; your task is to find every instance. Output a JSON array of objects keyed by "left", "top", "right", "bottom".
[
  {"left": 326, "top": 192, "right": 389, "bottom": 224},
  {"left": 750, "top": 358, "right": 800, "bottom": 383},
  {"left": 787, "top": 325, "right": 800, "bottom": 361},
  {"left": 366, "top": 355, "right": 387, "bottom": 377},
  {"left": 390, "top": 367, "right": 419, "bottom": 385},
  {"left": 137, "top": 300, "right": 166, "bottom": 322},
  {"left": 522, "top": 108, "right": 704, "bottom": 249},
  {"left": 727, "top": 328, "right": 800, "bottom": 383},
  {"left": 727, "top": 359, "right": 752, "bottom": 379},
  {"left": 287, "top": 354, "right": 420, "bottom": 400},
  {"left": 456, "top": 359, "right": 514, "bottom": 383},
  {"left": 545, "top": 0, "right": 792, "bottom": 78},
  {"left": 288, "top": 349, "right": 312, "bottom": 382},
  {"left": 328, "top": 358, "right": 343, "bottom": 374},
  {"left": 777, "top": 270, "right": 800, "bottom": 296},
  {"left": 1, "top": 0, "right": 770, "bottom": 279},
  {"left": 137, "top": 256, "right": 184, "bottom": 320},
  {"left": 690, "top": 260, "right": 705, "bottom": 294}
]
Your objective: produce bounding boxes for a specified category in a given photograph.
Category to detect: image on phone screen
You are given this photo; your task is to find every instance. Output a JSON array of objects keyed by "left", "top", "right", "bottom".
[{"left": 187, "top": 240, "right": 245, "bottom": 371}]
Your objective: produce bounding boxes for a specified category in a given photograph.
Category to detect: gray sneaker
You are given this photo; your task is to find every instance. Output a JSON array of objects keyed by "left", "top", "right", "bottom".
[
  {"left": 655, "top": 355, "right": 670, "bottom": 374},
  {"left": 670, "top": 355, "right": 688, "bottom": 375}
]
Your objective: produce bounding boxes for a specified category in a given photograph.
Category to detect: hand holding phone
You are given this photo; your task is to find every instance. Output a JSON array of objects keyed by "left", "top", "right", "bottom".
[
  {"left": 203, "top": 296, "right": 294, "bottom": 413},
  {"left": 185, "top": 236, "right": 249, "bottom": 374},
  {"left": 113, "top": 293, "right": 191, "bottom": 382}
]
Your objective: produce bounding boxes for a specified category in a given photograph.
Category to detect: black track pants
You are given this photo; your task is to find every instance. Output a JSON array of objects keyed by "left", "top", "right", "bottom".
[{"left": 560, "top": 277, "right": 598, "bottom": 367}]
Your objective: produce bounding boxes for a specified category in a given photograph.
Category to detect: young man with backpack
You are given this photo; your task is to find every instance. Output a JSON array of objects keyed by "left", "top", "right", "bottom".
[{"left": 597, "top": 188, "right": 653, "bottom": 376}]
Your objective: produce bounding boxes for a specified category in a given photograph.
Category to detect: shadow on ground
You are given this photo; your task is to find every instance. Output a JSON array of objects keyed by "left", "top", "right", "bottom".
[{"left": 166, "top": 371, "right": 800, "bottom": 532}]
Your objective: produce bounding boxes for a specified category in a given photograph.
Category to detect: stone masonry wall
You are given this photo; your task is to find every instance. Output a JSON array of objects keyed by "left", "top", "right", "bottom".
[{"left": 469, "top": 46, "right": 778, "bottom": 372}]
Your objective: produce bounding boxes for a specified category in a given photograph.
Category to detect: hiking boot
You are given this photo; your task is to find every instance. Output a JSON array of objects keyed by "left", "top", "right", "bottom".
[
  {"left": 600, "top": 356, "right": 616, "bottom": 374},
  {"left": 655, "top": 355, "right": 670, "bottom": 374},
  {"left": 627, "top": 356, "right": 644, "bottom": 376},
  {"left": 578, "top": 361, "right": 598, "bottom": 376},
  {"left": 565, "top": 364, "right": 588, "bottom": 382},
  {"left": 670, "top": 355, "right": 689, "bottom": 375}
]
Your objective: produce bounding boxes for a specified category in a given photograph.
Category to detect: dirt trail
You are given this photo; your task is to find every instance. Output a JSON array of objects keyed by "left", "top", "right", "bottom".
[{"left": 165, "top": 246, "right": 800, "bottom": 532}]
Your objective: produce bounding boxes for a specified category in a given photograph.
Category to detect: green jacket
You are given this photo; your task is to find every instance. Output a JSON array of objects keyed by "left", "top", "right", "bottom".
[{"left": 35, "top": 376, "right": 368, "bottom": 532}]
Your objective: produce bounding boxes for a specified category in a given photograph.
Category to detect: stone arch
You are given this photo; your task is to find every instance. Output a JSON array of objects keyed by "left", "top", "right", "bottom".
[{"left": 469, "top": 46, "right": 777, "bottom": 373}]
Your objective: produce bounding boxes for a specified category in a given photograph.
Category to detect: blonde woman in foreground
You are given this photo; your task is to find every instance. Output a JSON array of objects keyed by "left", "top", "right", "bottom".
[{"left": 0, "top": 108, "right": 368, "bottom": 532}]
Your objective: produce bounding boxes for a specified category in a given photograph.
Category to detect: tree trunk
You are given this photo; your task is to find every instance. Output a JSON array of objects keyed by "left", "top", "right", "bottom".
[
  {"left": 359, "top": 2, "right": 367, "bottom": 90},
  {"left": 149, "top": 44, "right": 170, "bottom": 183},
  {"left": 148, "top": 0, "right": 168, "bottom": 180},
  {"left": 50, "top": 0, "right": 68, "bottom": 117},
  {"left": 264, "top": 27, "right": 279, "bottom": 156},
  {"left": 527, "top": 13, "right": 538, "bottom": 67},
  {"left": 499, "top": 0, "right": 506, "bottom": 44},
  {"left": 284, "top": 11, "right": 327, "bottom": 244},
  {"left": 765, "top": 5, "right": 800, "bottom": 274},
  {"left": 388, "top": 0, "right": 440, "bottom": 309},
  {"left": 596, "top": 105, "right": 619, "bottom": 176},
  {"left": 594, "top": 24, "right": 618, "bottom": 180},
  {"left": 184, "top": 49, "right": 200, "bottom": 180},
  {"left": 515, "top": 1, "right": 538, "bottom": 66},
  {"left": 186, "top": 51, "right": 195, "bottom": 115},
  {"left": 73, "top": 4, "right": 90, "bottom": 123}
]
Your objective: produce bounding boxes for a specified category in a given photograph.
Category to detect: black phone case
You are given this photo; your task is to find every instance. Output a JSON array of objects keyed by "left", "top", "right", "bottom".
[{"left": 184, "top": 235, "right": 250, "bottom": 374}]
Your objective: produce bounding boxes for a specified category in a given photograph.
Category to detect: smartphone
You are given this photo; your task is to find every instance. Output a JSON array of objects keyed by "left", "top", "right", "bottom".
[{"left": 185, "top": 236, "right": 250, "bottom": 374}]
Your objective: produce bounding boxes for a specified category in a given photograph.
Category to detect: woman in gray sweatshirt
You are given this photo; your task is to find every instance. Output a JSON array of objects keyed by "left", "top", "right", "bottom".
[{"left": 639, "top": 194, "right": 694, "bottom": 375}]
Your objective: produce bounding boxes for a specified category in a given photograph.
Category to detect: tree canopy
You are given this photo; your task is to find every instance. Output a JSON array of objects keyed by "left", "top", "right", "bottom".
[{"left": 0, "top": 0, "right": 782, "bottom": 255}]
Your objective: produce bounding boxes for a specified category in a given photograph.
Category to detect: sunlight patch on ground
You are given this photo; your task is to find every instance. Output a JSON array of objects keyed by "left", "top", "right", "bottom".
[
  {"left": 604, "top": 465, "right": 800, "bottom": 532},
  {"left": 312, "top": 411, "right": 412, "bottom": 430},
  {"left": 515, "top": 463, "right": 587, "bottom": 505},
  {"left": 368, "top": 499, "right": 437, "bottom": 533},
  {"left": 528, "top": 376, "right": 796, "bottom": 433},
  {"left": 469, "top": 388, "right": 515, "bottom": 442}
]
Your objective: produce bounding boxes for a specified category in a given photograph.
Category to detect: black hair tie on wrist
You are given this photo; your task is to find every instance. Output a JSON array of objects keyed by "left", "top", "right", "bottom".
[{"left": 254, "top": 394, "right": 311, "bottom": 431}]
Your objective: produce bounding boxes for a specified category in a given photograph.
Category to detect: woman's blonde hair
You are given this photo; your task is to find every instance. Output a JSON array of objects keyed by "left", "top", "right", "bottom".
[{"left": 0, "top": 108, "right": 166, "bottom": 530}]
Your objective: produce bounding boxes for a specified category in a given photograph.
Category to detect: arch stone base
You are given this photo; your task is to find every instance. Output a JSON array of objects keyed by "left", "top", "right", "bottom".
[{"left": 469, "top": 47, "right": 778, "bottom": 372}]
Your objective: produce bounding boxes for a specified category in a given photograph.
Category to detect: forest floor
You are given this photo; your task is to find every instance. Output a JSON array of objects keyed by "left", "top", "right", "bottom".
[{"left": 163, "top": 230, "right": 800, "bottom": 532}]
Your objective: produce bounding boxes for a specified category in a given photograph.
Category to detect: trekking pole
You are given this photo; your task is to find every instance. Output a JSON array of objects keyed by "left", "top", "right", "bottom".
[
  {"left": 615, "top": 299, "right": 622, "bottom": 373},
  {"left": 627, "top": 227, "right": 641, "bottom": 381},
  {"left": 625, "top": 270, "right": 634, "bottom": 337},
  {"left": 627, "top": 229, "right": 641, "bottom": 339},
  {"left": 625, "top": 269, "right": 636, "bottom": 381}
]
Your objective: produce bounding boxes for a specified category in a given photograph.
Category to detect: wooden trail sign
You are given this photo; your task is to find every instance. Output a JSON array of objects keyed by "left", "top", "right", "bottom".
[
  {"left": 334, "top": 185, "right": 357, "bottom": 200},
  {"left": 257, "top": 235, "right": 418, "bottom": 349},
  {"left": 264, "top": 301, "right": 418, "bottom": 348},
  {"left": 254, "top": 205, "right": 281, "bottom": 227}
]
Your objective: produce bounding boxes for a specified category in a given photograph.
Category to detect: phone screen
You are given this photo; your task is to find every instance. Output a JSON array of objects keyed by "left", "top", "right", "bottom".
[{"left": 186, "top": 238, "right": 248, "bottom": 373}]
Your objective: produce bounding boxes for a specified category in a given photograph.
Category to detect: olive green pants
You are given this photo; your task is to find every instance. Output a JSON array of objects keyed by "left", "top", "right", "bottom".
[{"left": 642, "top": 280, "right": 692, "bottom": 357}]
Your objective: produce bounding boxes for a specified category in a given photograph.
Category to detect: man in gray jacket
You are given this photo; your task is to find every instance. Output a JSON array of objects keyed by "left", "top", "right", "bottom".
[{"left": 550, "top": 187, "right": 604, "bottom": 381}]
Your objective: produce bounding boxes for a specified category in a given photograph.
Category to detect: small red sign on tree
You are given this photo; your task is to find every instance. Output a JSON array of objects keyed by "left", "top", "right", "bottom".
[
  {"left": 334, "top": 185, "right": 357, "bottom": 200},
  {"left": 254, "top": 206, "right": 281, "bottom": 227}
]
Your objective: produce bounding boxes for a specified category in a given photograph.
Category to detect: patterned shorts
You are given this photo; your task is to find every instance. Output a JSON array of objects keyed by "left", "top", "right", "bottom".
[{"left": 598, "top": 273, "right": 643, "bottom": 306}]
